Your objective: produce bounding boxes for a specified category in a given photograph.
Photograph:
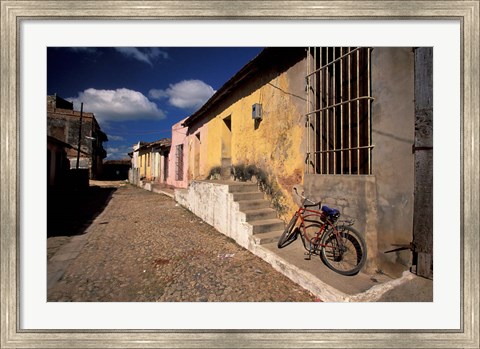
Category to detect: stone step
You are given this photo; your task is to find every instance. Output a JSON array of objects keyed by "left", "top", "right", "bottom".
[
  {"left": 228, "top": 183, "right": 259, "bottom": 193},
  {"left": 251, "top": 231, "right": 283, "bottom": 245},
  {"left": 243, "top": 208, "right": 277, "bottom": 221},
  {"left": 232, "top": 191, "right": 264, "bottom": 201},
  {"left": 237, "top": 199, "right": 270, "bottom": 211},
  {"left": 251, "top": 218, "right": 285, "bottom": 234}
]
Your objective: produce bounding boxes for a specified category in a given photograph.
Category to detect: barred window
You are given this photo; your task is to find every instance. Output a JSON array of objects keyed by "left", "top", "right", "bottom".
[
  {"left": 306, "top": 47, "right": 374, "bottom": 175},
  {"left": 175, "top": 144, "right": 184, "bottom": 181}
]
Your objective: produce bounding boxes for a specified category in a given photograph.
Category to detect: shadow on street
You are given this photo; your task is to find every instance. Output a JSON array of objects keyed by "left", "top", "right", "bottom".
[{"left": 47, "top": 185, "right": 117, "bottom": 237}]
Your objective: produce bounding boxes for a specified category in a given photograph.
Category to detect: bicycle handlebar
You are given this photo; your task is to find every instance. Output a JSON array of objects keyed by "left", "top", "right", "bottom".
[{"left": 294, "top": 187, "right": 321, "bottom": 207}]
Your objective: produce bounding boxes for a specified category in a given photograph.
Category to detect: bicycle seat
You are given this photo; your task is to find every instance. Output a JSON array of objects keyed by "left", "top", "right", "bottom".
[{"left": 322, "top": 206, "right": 340, "bottom": 217}]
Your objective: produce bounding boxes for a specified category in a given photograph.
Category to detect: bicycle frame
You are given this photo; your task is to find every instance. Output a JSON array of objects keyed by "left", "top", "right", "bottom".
[
  {"left": 295, "top": 205, "right": 343, "bottom": 256},
  {"left": 279, "top": 189, "right": 366, "bottom": 275}
]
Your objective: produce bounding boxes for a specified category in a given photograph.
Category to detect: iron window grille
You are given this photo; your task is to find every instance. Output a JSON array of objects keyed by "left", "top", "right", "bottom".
[{"left": 306, "top": 47, "right": 374, "bottom": 175}]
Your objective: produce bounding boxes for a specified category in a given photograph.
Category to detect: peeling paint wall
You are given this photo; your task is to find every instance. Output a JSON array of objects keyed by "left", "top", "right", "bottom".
[
  {"left": 304, "top": 48, "right": 416, "bottom": 275},
  {"left": 175, "top": 181, "right": 253, "bottom": 249},
  {"left": 185, "top": 50, "right": 307, "bottom": 219},
  {"left": 371, "top": 48, "right": 415, "bottom": 272},
  {"left": 303, "top": 175, "right": 379, "bottom": 272}
]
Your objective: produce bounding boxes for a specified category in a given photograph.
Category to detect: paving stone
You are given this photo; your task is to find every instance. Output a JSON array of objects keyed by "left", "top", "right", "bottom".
[{"left": 47, "top": 183, "right": 316, "bottom": 302}]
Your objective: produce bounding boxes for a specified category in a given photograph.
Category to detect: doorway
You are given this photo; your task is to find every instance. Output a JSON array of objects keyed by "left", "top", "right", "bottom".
[{"left": 221, "top": 115, "right": 232, "bottom": 179}]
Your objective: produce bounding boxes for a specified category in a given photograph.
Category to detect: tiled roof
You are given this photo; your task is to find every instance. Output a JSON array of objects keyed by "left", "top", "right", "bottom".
[{"left": 137, "top": 138, "right": 171, "bottom": 151}]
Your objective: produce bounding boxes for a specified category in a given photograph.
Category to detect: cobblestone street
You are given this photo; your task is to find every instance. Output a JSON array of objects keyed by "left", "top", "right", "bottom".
[{"left": 47, "top": 182, "right": 316, "bottom": 302}]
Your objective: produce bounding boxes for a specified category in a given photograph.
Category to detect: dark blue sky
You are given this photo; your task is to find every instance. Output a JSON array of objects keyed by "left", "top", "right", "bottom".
[{"left": 47, "top": 47, "right": 263, "bottom": 159}]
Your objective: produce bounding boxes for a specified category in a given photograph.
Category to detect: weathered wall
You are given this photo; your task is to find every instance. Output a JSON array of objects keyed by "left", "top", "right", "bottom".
[
  {"left": 187, "top": 127, "right": 207, "bottom": 180},
  {"left": 47, "top": 108, "right": 107, "bottom": 179},
  {"left": 174, "top": 181, "right": 253, "bottom": 248},
  {"left": 152, "top": 152, "right": 160, "bottom": 179},
  {"left": 185, "top": 53, "right": 307, "bottom": 219},
  {"left": 138, "top": 149, "right": 151, "bottom": 179},
  {"left": 303, "top": 175, "right": 379, "bottom": 271},
  {"left": 129, "top": 167, "right": 140, "bottom": 185},
  {"left": 304, "top": 48, "right": 416, "bottom": 275},
  {"left": 371, "top": 47, "right": 415, "bottom": 271},
  {"left": 167, "top": 119, "right": 189, "bottom": 188},
  {"left": 47, "top": 111, "right": 96, "bottom": 157},
  {"left": 47, "top": 140, "right": 70, "bottom": 186},
  {"left": 231, "top": 61, "right": 306, "bottom": 219}
]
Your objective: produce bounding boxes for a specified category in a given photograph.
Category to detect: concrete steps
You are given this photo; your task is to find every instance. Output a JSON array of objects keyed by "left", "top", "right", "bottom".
[
  {"left": 238, "top": 199, "right": 270, "bottom": 211},
  {"left": 232, "top": 191, "right": 264, "bottom": 201},
  {"left": 251, "top": 231, "right": 284, "bottom": 245},
  {"left": 228, "top": 183, "right": 259, "bottom": 193},
  {"left": 251, "top": 219, "right": 285, "bottom": 234},
  {"left": 244, "top": 208, "right": 277, "bottom": 221},
  {"left": 227, "top": 181, "right": 284, "bottom": 245}
]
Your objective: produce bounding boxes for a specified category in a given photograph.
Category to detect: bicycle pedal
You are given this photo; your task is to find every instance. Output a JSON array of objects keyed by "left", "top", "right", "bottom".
[{"left": 304, "top": 253, "right": 311, "bottom": 260}]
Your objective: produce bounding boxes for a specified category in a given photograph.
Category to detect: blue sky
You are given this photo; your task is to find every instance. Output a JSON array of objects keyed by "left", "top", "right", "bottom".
[{"left": 47, "top": 47, "right": 263, "bottom": 159}]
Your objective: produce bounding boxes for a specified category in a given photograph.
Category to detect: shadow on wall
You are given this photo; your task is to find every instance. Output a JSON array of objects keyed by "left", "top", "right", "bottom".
[{"left": 47, "top": 185, "right": 116, "bottom": 237}]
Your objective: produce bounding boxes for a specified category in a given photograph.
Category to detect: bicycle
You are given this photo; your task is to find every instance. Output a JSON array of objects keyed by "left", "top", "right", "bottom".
[{"left": 277, "top": 189, "right": 367, "bottom": 276}]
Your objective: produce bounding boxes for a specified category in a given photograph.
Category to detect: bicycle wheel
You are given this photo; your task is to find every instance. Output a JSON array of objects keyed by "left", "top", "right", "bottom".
[
  {"left": 320, "top": 225, "right": 367, "bottom": 276},
  {"left": 277, "top": 213, "right": 299, "bottom": 248}
]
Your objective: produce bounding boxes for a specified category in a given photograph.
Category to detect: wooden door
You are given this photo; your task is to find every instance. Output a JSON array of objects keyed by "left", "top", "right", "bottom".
[{"left": 413, "top": 47, "right": 433, "bottom": 279}]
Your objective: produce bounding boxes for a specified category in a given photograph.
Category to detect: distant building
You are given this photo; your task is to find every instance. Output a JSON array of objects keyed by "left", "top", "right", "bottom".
[
  {"left": 129, "top": 138, "right": 171, "bottom": 185},
  {"left": 47, "top": 94, "right": 108, "bottom": 179},
  {"left": 128, "top": 141, "right": 144, "bottom": 185},
  {"left": 102, "top": 159, "right": 131, "bottom": 180}
]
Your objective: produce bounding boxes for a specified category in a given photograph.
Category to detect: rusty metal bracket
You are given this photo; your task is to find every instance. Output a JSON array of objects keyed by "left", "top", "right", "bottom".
[
  {"left": 412, "top": 145, "right": 433, "bottom": 154},
  {"left": 384, "top": 242, "right": 415, "bottom": 254}
]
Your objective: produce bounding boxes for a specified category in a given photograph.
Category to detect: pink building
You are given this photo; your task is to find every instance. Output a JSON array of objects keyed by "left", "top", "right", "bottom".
[{"left": 166, "top": 118, "right": 189, "bottom": 188}]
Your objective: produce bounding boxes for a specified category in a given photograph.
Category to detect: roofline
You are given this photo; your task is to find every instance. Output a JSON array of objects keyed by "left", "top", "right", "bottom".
[
  {"left": 182, "top": 47, "right": 305, "bottom": 127},
  {"left": 47, "top": 135, "right": 75, "bottom": 149},
  {"left": 182, "top": 48, "right": 266, "bottom": 127},
  {"left": 136, "top": 138, "right": 172, "bottom": 152}
]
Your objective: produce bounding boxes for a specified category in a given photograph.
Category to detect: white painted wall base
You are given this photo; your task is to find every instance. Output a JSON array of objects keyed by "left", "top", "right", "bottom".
[
  {"left": 174, "top": 181, "right": 253, "bottom": 249},
  {"left": 173, "top": 180, "right": 416, "bottom": 302}
]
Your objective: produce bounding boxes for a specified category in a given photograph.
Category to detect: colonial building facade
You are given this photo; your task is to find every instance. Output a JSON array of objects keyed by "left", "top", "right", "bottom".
[
  {"left": 47, "top": 94, "right": 108, "bottom": 179},
  {"left": 177, "top": 47, "right": 432, "bottom": 277},
  {"left": 129, "top": 47, "right": 432, "bottom": 278}
]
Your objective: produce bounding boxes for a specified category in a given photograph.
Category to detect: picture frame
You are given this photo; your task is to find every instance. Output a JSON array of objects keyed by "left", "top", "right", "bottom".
[{"left": 1, "top": 1, "right": 478, "bottom": 348}]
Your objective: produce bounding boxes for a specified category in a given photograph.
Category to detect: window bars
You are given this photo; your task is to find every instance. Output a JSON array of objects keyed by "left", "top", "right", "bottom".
[{"left": 306, "top": 47, "right": 374, "bottom": 175}]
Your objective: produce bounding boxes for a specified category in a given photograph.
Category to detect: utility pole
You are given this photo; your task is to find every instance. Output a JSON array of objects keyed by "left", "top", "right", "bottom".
[{"left": 75, "top": 102, "right": 83, "bottom": 170}]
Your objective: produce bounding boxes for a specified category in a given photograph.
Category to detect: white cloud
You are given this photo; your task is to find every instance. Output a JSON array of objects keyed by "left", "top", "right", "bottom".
[
  {"left": 69, "top": 88, "right": 165, "bottom": 123},
  {"left": 148, "top": 80, "right": 215, "bottom": 110},
  {"left": 105, "top": 145, "right": 132, "bottom": 160},
  {"left": 115, "top": 47, "right": 168, "bottom": 66},
  {"left": 107, "top": 134, "right": 125, "bottom": 141}
]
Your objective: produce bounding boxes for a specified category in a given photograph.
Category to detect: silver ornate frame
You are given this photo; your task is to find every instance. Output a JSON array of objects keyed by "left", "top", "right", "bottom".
[{"left": 1, "top": 1, "right": 478, "bottom": 348}]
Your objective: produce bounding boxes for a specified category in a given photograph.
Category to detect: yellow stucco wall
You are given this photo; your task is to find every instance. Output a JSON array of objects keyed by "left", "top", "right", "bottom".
[
  {"left": 138, "top": 150, "right": 151, "bottom": 179},
  {"left": 191, "top": 59, "right": 306, "bottom": 219}
]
